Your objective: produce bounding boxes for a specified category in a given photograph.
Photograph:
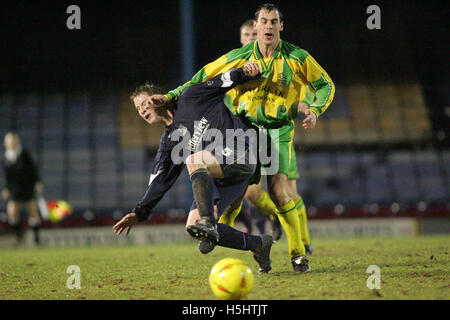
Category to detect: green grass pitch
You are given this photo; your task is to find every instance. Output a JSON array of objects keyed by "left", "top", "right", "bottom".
[{"left": 0, "top": 235, "right": 448, "bottom": 300}]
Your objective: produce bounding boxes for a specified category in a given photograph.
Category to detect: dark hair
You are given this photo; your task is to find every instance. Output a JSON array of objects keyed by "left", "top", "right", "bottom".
[
  {"left": 255, "top": 3, "right": 283, "bottom": 22},
  {"left": 130, "top": 81, "right": 176, "bottom": 113},
  {"left": 240, "top": 19, "right": 255, "bottom": 31},
  {"left": 130, "top": 81, "right": 164, "bottom": 100}
]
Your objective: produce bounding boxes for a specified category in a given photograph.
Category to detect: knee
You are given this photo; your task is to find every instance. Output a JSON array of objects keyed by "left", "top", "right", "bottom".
[
  {"left": 268, "top": 189, "right": 289, "bottom": 207},
  {"left": 7, "top": 214, "right": 20, "bottom": 225},
  {"left": 286, "top": 184, "right": 299, "bottom": 200},
  {"left": 268, "top": 178, "right": 290, "bottom": 207},
  {"left": 27, "top": 201, "right": 39, "bottom": 217},
  {"left": 245, "top": 185, "right": 262, "bottom": 203},
  {"left": 7, "top": 201, "right": 20, "bottom": 216},
  {"left": 185, "top": 154, "right": 206, "bottom": 175}
]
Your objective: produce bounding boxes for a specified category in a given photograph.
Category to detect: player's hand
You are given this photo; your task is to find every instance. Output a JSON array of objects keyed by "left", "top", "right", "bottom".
[
  {"left": 148, "top": 94, "right": 168, "bottom": 107},
  {"left": 243, "top": 62, "right": 260, "bottom": 77},
  {"left": 113, "top": 213, "right": 139, "bottom": 236},
  {"left": 298, "top": 102, "right": 317, "bottom": 130}
]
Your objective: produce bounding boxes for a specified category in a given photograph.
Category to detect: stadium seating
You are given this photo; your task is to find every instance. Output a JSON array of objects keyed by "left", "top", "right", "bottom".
[
  {"left": 414, "top": 150, "right": 447, "bottom": 203},
  {"left": 360, "top": 152, "right": 394, "bottom": 205},
  {"left": 345, "top": 84, "right": 380, "bottom": 144},
  {"left": 334, "top": 151, "right": 367, "bottom": 207},
  {"left": 302, "top": 152, "right": 340, "bottom": 208},
  {"left": 0, "top": 20, "right": 447, "bottom": 221},
  {"left": 443, "top": 151, "right": 450, "bottom": 188},
  {"left": 0, "top": 84, "right": 447, "bottom": 219},
  {"left": 388, "top": 151, "right": 420, "bottom": 204}
]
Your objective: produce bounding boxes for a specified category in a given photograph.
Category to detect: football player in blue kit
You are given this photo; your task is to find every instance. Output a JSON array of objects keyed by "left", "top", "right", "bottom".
[{"left": 113, "top": 62, "right": 273, "bottom": 273}]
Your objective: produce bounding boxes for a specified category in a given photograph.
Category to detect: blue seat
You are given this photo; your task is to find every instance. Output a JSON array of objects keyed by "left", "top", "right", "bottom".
[
  {"left": 361, "top": 153, "right": 393, "bottom": 204},
  {"left": 94, "top": 148, "right": 118, "bottom": 175},
  {"left": 305, "top": 152, "right": 339, "bottom": 207},
  {"left": 156, "top": 170, "right": 192, "bottom": 210},
  {"left": 95, "top": 170, "right": 118, "bottom": 184},
  {"left": 93, "top": 132, "right": 117, "bottom": 148},
  {"left": 17, "top": 109, "right": 39, "bottom": 130},
  {"left": 122, "top": 148, "right": 146, "bottom": 172},
  {"left": 122, "top": 172, "right": 146, "bottom": 189},
  {"left": 42, "top": 178, "right": 64, "bottom": 200},
  {"left": 68, "top": 131, "right": 90, "bottom": 149},
  {"left": 94, "top": 125, "right": 116, "bottom": 135},
  {"left": 41, "top": 132, "right": 64, "bottom": 150},
  {"left": 388, "top": 151, "right": 420, "bottom": 204},
  {"left": 42, "top": 107, "right": 64, "bottom": 126},
  {"left": 335, "top": 152, "right": 367, "bottom": 206},
  {"left": 41, "top": 149, "right": 64, "bottom": 163},
  {"left": 415, "top": 151, "right": 447, "bottom": 202},
  {"left": 295, "top": 154, "right": 311, "bottom": 196},
  {"left": 68, "top": 180, "right": 91, "bottom": 197},
  {"left": 94, "top": 178, "right": 118, "bottom": 206}
]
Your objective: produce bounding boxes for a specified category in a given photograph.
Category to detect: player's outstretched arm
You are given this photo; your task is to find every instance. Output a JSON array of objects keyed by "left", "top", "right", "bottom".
[
  {"left": 113, "top": 212, "right": 139, "bottom": 236},
  {"left": 184, "top": 63, "right": 261, "bottom": 100},
  {"left": 166, "top": 46, "right": 252, "bottom": 102}
]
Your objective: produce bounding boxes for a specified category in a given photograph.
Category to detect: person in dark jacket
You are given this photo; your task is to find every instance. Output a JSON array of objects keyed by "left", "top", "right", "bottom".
[
  {"left": 2, "top": 132, "right": 43, "bottom": 245},
  {"left": 113, "top": 64, "right": 274, "bottom": 273}
]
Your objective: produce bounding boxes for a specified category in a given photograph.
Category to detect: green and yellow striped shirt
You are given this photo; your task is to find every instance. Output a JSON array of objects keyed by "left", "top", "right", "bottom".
[{"left": 166, "top": 39, "right": 335, "bottom": 128}]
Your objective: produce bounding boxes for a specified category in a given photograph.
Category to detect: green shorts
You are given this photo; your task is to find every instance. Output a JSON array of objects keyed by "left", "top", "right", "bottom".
[
  {"left": 260, "top": 122, "right": 298, "bottom": 177},
  {"left": 287, "top": 138, "right": 299, "bottom": 180}
]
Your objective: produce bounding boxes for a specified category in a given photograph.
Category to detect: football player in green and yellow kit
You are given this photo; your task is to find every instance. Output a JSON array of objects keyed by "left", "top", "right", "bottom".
[
  {"left": 149, "top": 3, "right": 334, "bottom": 273},
  {"left": 238, "top": 18, "right": 312, "bottom": 254}
]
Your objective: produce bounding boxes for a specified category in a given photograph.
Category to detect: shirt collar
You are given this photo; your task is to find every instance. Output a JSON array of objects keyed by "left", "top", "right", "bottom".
[{"left": 253, "top": 39, "right": 282, "bottom": 60}]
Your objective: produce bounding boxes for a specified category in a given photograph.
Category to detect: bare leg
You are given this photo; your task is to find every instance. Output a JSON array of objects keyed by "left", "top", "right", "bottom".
[
  {"left": 26, "top": 200, "right": 41, "bottom": 245},
  {"left": 185, "top": 150, "right": 224, "bottom": 178},
  {"left": 7, "top": 201, "right": 23, "bottom": 245},
  {"left": 185, "top": 206, "right": 219, "bottom": 237},
  {"left": 267, "top": 173, "right": 290, "bottom": 207},
  {"left": 245, "top": 178, "right": 282, "bottom": 239},
  {"left": 286, "top": 179, "right": 299, "bottom": 200},
  {"left": 244, "top": 180, "right": 263, "bottom": 204}
]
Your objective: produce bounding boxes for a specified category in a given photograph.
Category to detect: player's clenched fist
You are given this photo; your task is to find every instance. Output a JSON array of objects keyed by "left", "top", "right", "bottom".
[{"left": 243, "top": 62, "right": 260, "bottom": 77}]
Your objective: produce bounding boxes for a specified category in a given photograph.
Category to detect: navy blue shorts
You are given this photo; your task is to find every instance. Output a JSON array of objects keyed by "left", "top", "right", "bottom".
[{"left": 189, "top": 161, "right": 256, "bottom": 219}]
